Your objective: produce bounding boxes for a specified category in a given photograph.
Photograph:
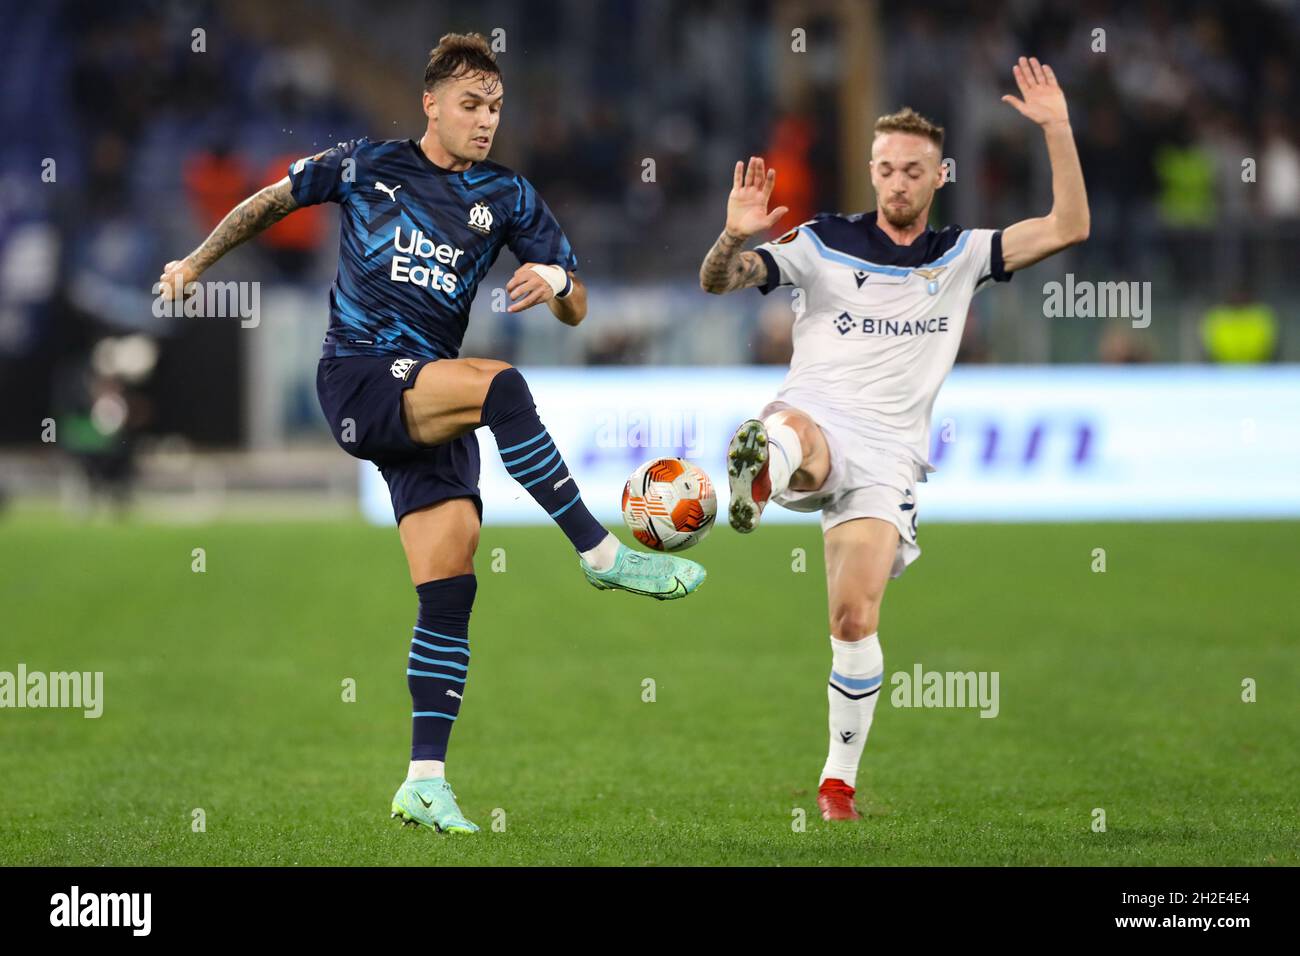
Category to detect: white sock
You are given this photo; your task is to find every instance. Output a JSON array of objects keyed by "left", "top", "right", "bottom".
[
  {"left": 407, "top": 759, "right": 444, "bottom": 781},
  {"left": 820, "top": 633, "right": 884, "bottom": 790},
  {"left": 580, "top": 532, "right": 620, "bottom": 572},
  {"left": 762, "top": 417, "right": 803, "bottom": 498}
]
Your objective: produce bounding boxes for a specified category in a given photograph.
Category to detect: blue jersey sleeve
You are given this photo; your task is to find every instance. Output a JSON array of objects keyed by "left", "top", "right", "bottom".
[
  {"left": 287, "top": 138, "right": 366, "bottom": 207},
  {"left": 505, "top": 176, "right": 578, "bottom": 272}
]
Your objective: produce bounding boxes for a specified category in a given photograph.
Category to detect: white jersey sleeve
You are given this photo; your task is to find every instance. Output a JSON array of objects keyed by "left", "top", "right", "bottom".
[
  {"left": 953, "top": 228, "right": 1013, "bottom": 295},
  {"left": 753, "top": 223, "right": 822, "bottom": 294}
]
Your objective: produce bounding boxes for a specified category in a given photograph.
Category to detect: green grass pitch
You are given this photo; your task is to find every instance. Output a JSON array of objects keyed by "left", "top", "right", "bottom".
[{"left": 1, "top": 514, "right": 1296, "bottom": 866}]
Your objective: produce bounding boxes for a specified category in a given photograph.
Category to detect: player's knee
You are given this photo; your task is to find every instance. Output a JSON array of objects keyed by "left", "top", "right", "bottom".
[
  {"left": 480, "top": 363, "right": 537, "bottom": 428},
  {"left": 468, "top": 358, "right": 512, "bottom": 401},
  {"left": 472, "top": 358, "right": 513, "bottom": 378},
  {"left": 830, "top": 600, "right": 881, "bottom": 641},
  {"left": 412, "top": 537, "right": 477, "bottom": 583}
]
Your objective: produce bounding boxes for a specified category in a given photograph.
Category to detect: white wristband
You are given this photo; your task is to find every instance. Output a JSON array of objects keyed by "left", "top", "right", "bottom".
[{"left": 528, "top": 263, "right": 571, "bottom": 298}]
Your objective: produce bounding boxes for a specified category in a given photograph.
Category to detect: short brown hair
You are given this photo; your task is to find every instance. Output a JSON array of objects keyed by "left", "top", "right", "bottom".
[
  {"left": 874, "top": 107, "right": 944, "bottom": 149},
  {"left": 423, "top": 32, "right": 499, "bottom": 91}
]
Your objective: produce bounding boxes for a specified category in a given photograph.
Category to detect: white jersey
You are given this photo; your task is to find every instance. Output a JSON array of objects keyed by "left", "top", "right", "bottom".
[{"left": 754, "top": 211, "right": 1011, "bottom": 474}]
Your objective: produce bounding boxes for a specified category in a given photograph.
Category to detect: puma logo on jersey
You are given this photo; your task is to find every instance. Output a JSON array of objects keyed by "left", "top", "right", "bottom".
[
  {"left": 552, "top": 475, "right": 575, "bottom": 492},
  {"left": 374, "top": 182, "right": 402, "bottom": 201},
  {"left": 445, "top": 689, "right": 463, "bottom": 700}
]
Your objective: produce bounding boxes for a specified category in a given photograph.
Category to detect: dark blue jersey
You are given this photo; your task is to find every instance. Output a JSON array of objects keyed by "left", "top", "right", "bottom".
[{"left": 287, "top": 137, "right": 578, "bottom": 359}]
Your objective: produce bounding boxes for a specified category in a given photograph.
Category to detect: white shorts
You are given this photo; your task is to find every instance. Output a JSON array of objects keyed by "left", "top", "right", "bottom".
[{"left": 761, "top": 400, "right": 923, "bottom": 579}]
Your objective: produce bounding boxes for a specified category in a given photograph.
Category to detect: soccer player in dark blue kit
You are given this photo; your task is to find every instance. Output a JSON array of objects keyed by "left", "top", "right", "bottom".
[{"left": 158, "top": 33, "right": 705, "bottom": 834}]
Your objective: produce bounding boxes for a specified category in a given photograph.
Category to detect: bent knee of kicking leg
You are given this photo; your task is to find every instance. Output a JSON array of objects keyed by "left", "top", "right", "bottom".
[
  {"left": 830, "top": 600, "right": 881, "bottom": 641},
  {"left": 470, "top": 358, "right": 513, "bottom": 377},
  {"left": 472, "top": 358, "right": 514, "bottom": 396}
]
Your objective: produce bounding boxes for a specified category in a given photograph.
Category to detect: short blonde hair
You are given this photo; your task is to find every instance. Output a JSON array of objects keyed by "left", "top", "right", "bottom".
[{"left": 874, "top": 107, "right": 944, "bottom": 150}]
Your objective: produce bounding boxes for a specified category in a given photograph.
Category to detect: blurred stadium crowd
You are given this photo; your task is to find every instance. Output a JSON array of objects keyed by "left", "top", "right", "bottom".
[{"left": 0, "top": 0, "right": 1297, "bottom": 456}]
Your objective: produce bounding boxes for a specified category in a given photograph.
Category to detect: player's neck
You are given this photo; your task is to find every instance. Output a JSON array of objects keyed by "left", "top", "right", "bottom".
[
  {"left": 873, "top": 208, "right": 930, "bottom": 247},
  {"left": 418, "top": 132, "right": 474, "bottom": 173}
]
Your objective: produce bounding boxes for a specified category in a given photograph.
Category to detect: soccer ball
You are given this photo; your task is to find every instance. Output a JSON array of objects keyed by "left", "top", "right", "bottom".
[{"left": 621, "top": 457, "right": 717, "bottom": 552}]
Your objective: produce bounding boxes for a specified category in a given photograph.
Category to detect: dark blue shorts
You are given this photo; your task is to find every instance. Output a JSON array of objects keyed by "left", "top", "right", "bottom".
[{"left": 316, "top": 356, "right": 482, "bottom": 524}]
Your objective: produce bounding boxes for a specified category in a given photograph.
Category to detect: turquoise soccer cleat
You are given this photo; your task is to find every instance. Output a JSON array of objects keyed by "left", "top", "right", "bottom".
[
  {"left": 580, "top": 543, "right": 706, "bottom": 600},
  {"left": 390, "top": 777, "right": 479, "bottom": 834}
]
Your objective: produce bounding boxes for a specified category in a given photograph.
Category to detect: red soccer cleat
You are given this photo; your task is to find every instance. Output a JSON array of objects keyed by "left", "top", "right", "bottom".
[{"left": 817, "top": 778, "right": 861, "bottom": 822}]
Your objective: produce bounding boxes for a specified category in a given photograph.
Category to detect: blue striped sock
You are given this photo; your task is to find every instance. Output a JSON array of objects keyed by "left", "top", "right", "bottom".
[
  {"left": 408, "top": 574, "right": 476, "bottom": 762},
  {"left": 481, "top": 367, "right": 608, "bottom": 553}
]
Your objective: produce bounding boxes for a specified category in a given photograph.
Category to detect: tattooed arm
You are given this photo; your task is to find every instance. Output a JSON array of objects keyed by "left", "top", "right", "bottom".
[
  {"left": 699, "top": 231, "right": 770, "bottom": 293},
  {"left": 699, "top": 156, "right": 789, "bottom": 295},
  {"left": 158, "top": 177, "right": 299, "bottom": 298}
]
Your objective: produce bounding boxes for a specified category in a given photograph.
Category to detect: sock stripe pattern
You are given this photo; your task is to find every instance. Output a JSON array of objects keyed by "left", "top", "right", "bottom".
[
  {"left": 829, "top": 670, "right": 883, "bottom": 699},
  {"left": 409, "top": 574, "right": 476, "bottom": 762},
  {"left": 822, "top": 634, "right": 885, "bottom": 790},
  {"left": 481, "top": 368, "right": 607, "bottom": 552}
]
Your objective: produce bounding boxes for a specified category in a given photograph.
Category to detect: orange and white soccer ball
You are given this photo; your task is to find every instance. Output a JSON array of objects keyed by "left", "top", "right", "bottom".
[{"left": 621, "top": 457, "right": 717, "bottom": 552}]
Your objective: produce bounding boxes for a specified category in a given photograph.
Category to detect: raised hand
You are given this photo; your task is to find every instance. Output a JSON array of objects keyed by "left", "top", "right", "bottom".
[
  {"left": 157, "top": 258, "right": 199, "bottom": 303},
  {"left": 725, "top": 156, "right": 789, "bottom": 240},
  {"left": 1001, "top": 56, "right": 1070, "bottom": 128}
]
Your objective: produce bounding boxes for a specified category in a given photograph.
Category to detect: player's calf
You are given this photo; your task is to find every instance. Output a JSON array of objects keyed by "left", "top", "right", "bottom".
[{"left": 478, "top": 365, "right": 611, "bottom": 556}]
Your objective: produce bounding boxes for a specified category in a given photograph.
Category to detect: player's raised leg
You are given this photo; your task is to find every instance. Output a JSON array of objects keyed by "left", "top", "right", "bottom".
[
  {"left": 726, "top": 408, "right": 830, "bottom": 532},
  {"left": 402, "top": 358, "right": 706, "bottom": 600},
  {"left": 816, "top": 517, "right": 896, "bottom": 821},
  {"left": 388, "top": 497, "right": 482, "bottom": 833}
]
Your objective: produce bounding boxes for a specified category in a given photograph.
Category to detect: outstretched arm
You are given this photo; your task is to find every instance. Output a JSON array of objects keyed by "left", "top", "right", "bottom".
[
  {"left": 999, "top": 57, "right": 1090, "bottom": 272},
  {"left": 158, "top": 176, "right": 299, "bottom": 297},
  {"left": 700, "top": 156, "right": 790, "bottom": 294}
]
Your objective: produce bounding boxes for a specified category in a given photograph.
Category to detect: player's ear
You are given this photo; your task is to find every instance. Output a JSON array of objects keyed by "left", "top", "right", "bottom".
[{"left": 422, "top": 90, "right": 437, "bottom": 121}]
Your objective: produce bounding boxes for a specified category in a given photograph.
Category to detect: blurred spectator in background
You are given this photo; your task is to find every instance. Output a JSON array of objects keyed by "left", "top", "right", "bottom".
[
  {"left": 1099, "top": 324, "right": 1154, "bottom": 364},
  {"left": 183, "top": 143, "right": 250, "bottom": 236},
  {"left": 1259, "top": 111, "right": 1300, "bottom": 221},
  {"left": 1201, "top": 289, "right": 1280, "bottom": 363},
  {"left": 752, "top": 299, "right": 794, "bottom": 365},
  {"left": 52, "top": 335, "right": 158, "bottom": 516},
  {"left": 765, "top": 114, "right": 817, "bottom": 230},
  {"left": 257, "top": 154, "right": 328, "bottom": 280}
]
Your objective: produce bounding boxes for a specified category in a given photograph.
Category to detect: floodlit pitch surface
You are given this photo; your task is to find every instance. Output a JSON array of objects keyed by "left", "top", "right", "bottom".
[{"left": 1, "top": 515, "right": 1295, "bottom": 866}]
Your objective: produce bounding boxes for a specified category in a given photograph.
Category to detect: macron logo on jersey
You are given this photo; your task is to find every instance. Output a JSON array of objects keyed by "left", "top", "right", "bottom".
[{"left": 390, "top": 227, "right": 466, "bottom": 295}]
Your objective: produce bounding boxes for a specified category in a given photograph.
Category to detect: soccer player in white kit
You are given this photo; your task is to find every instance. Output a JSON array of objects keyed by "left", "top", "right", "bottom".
[{"left": 699, "top": 58, "right": 1089, "bottom": 821}]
